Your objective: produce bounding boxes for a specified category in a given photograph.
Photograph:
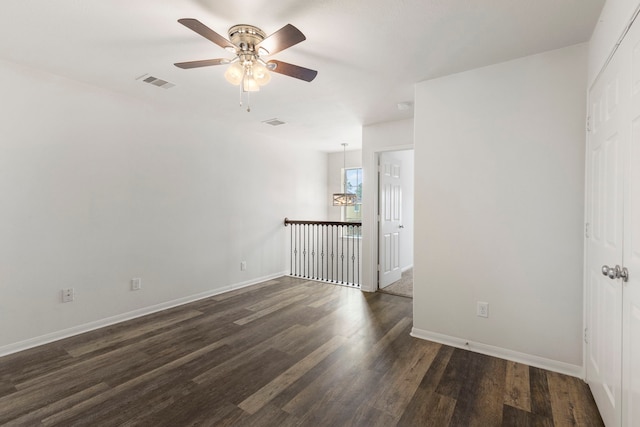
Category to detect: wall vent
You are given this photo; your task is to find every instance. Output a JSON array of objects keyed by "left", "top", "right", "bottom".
[
  {"left": 136, "top": 73, "right": 175, "bottom": 89},
  {"left": 262, "top": 118, "right": 286, "bottom": 126}
]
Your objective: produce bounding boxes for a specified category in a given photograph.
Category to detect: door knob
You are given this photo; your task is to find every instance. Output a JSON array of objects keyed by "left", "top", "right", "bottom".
[
  {"left": 602, "top": 264, "right": 630, "bottom": 282},
  {"left": 399, "top": 225, "right": 404, "bottom": 229},
  {"left": 619, "top": 266, "right": 629, "bottom": 282},
  {"left": 602, "top": 265, "right": 614, "bottom": 278}
]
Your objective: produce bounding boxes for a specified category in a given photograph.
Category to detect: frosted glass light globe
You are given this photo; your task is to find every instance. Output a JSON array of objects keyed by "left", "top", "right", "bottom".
[{"left": 224, "top": 62, "right": 244, "bottom": 86}]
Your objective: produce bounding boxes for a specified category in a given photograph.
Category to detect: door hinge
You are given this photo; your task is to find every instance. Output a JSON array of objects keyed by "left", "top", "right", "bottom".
[
  {"left": 377, "top": 264, "right": 381, "bottom": 272},
  {"left": 584, "top": 327, "right": 589, "bottom": 344},
  {"left": 586, "top": 115, "right": 591, "bottom": 132},
  {"left": 585, "top": 222, "right": 590, "bottom": 238}
]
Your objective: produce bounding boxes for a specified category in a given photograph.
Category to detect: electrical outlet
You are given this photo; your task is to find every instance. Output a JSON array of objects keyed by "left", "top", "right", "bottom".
[
  {"left": 131, "top": 278, "right": 142, "bottom": 291},
  {"left": 477, "top": 301, "right": 489, "bottom": 318},
  {"left": 62, "top": 288, "right": 75, "bottom": 303},
  {"left": 241, "top": 261, "right": 247, "bottom": 271}
]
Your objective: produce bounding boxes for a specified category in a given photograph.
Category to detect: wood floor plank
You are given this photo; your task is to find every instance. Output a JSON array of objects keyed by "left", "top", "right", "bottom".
[
  {"left": 435, "top": 346, "right": 471, "bottom": 400},
  {"left": 502, "top": 404, "right": 555, "bottom": 427},
  {"left": 0, "top": 345, "right": 74, "bottom": 386},
  {"left": 530, "top": 366, "right": 554, "bottom": 419},
  {"left": 233, "top": 293, "right": 310, "bottom": 325},
  {"left": 291, "top": 364, "right": 379, "bottom": 426},
  {"left": 191, "top": 324, "right": 309, "bottom": 386},
  {"left": 282, "top": 314, "right": 416, "bottom": 425},
  {"left": 211, "top": 278, "right": 282, "bottom": 302},
  {"left": 131, "top": 388, "right": 244, "bottom": 427},
  {"left": 349, "top": 402, "right": 400, "bottom": 427},
  {"left": 36, "top": 338, "right": 229, "bottom": 426},
  {"left": 238, "top": 335, "right": 346, "bottom": 414},
  {"left": 281, "top": 318, "right": 405, "bottom": 418},
  {"left": 448, "top": 351, "right": 507, "bottom": 427},
  {"left": 14, "top": 346, "right": 150, "bottom": 391},
  {"left": 244, "top": 281, "right": 326, "bottom": 312},
  {"left": 267, "top": 343, "right": 352, "bottom": 411},
  {"left": 369, "top": 337, "right": 441, "bottom": 417},
  {"left": 233, "top": 403, "right": 302, "bottom": 427},
  {"left": 63, "top": 309, "right": 203, "bottom": 357},
  {"left": 43, "top": 369, "right": 197, "bottom": 427},
  {"left": 0, "top": 361, "right": 117, "bottom": 424},
  {"left": 397, "top": 389, "right": 456, "bottom": 427},
  {"left": 306, "top": 291, "right": 340, "bottom": 308},
  {"left": 5, "top": 383, "right": 110, "bottom": 426},
  {"left": 504, "top": 360, "right": 532, "bottom": 412},
  {"left": 398, "top": 346, "right": 457, "bottom": 425},
  {"left": 546, "top": 371, "right": 605, "bottom": 427},
  {"left": 417, "top": 345, "right": 455, "bottom": 391},
  {"left": 361, "top": 316, "right": 413, "bottom": 366},
  {"left": 0, "top": 276, "right": 605, "bottom": 426},
  {"left": 0, "top": 378, "right": 16, "bottom": 398}
]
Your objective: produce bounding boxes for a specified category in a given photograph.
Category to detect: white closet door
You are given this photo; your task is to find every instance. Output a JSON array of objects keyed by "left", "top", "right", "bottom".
[
  {"left": 586, "top": 32, "right": 628, "bottom": 427},
  {"left": 623, "top": 17, "right": 640, "bottom": 427}
]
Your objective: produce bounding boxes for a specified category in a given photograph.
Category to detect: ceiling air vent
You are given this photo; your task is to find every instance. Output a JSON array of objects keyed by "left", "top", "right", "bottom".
[
  {"left": 262, "top": 118, "right": 286, "bottom": 126},
  {"left": 136, "top": 73, "right": 175, "bottom": 89}
]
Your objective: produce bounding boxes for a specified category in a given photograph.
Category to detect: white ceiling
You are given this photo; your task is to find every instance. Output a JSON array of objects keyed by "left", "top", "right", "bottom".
[{"left": 0, "top": 0, "right": 604, "bottom": 152}]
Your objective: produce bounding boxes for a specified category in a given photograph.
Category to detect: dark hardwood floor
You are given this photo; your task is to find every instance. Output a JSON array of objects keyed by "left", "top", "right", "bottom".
[{"left": 0, "top": 276, "right": 603, "bottom": 426}]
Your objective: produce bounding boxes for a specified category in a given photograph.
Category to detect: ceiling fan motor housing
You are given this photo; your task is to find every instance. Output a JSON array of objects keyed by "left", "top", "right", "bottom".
[{"left": 228, "top": 25, "right": 267, "bottom": 55}]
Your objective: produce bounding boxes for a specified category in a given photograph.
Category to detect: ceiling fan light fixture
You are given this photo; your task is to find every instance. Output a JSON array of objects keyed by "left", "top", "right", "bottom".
[
  {"left": 224, "top": 62, "right": 244, "bottom": 85},
  {"left": 175, "top": 19, "right": 318, "bottom": 111},
  {"left": 243, "top": 76, "right": 260, "bottom": 92},
  {"left": 252, "top": 63, "right": 271, "bottom": 86}
]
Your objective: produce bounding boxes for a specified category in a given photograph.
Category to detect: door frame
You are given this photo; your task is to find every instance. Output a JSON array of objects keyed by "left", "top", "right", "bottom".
[{"left": 361, "top": 145, "right": 413, "bottom": 292}]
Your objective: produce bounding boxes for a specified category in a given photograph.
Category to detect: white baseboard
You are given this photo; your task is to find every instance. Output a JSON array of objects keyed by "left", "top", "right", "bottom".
[
  {"left": 0, "top": 271, "right": 286, "bottom": 358},
  {"left": 401, "top": 264, "right": 414, "bottom": 273},
  {"left": 410, "top": 327, "right": 584, "bottom": 379}
]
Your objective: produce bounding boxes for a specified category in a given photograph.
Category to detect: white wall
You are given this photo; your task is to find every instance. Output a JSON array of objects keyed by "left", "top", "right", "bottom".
[
  {"left": 0, "top": 59, "right": 327, "bottom": 353},
  {"left": 588, "top": 0, "right": 640, "bottom": 85},
  {"left": 361, "top": 119, "right": 414, "bottom": 292},
  {"left": 327, "top": 149, "right": 362, "bottom": 222},
  {"left": 413, "top": 44, "right": 587, "bottom": 374}
]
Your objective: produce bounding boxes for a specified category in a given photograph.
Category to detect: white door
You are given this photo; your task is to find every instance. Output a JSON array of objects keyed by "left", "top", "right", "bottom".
[
  {"left": 586, "top": 34, "right": 628, "bottom": 427},
  {"left": 378, "top": 153, "right": 402, "bottom": 288},
  {"left": 623, "top": 17, "right": 640, "bottom": 427}
]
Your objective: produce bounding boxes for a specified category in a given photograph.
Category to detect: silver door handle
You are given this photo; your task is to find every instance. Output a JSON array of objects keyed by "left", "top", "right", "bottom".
[
  {"left": 602, "top": 265, "right": 630, "bottom": 282},
  {"left": 399, "top": 225, "right": 404, "bottom": 229},
  {"left": 602, "top": 265, "right": 616, "bottom": 279},
  {"left": 620, "top": 266, "right": 629, "bottom": 282}
]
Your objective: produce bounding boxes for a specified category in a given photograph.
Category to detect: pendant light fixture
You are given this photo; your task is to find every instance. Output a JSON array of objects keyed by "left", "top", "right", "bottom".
[{"left": 332, "top": 143, "right": 358, "bottom": 206}]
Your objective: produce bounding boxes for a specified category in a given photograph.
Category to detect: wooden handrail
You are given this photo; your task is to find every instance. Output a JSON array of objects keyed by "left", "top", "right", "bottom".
[{"left": 284, "top": 218, "right": 362, "bottom": 227}]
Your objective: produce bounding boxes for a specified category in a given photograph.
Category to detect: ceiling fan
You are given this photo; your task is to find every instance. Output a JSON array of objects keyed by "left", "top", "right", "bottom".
[{"left": 174, "top": 19, "right": 317, "bottom": 101}]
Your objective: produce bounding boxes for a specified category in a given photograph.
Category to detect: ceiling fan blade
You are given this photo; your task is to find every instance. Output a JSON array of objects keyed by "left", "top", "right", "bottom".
[
  {"left": 178, "top": 18, "right": 236, "bottom": 51},
  {"left": 174, "top": 58, "right": 230, "bottom": 69},
  {"left": 268, "top": 60, "right": 317, "bottom": 82},
  {"left": 258, "top": 24, "right": 306, "bottom": 56}
]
